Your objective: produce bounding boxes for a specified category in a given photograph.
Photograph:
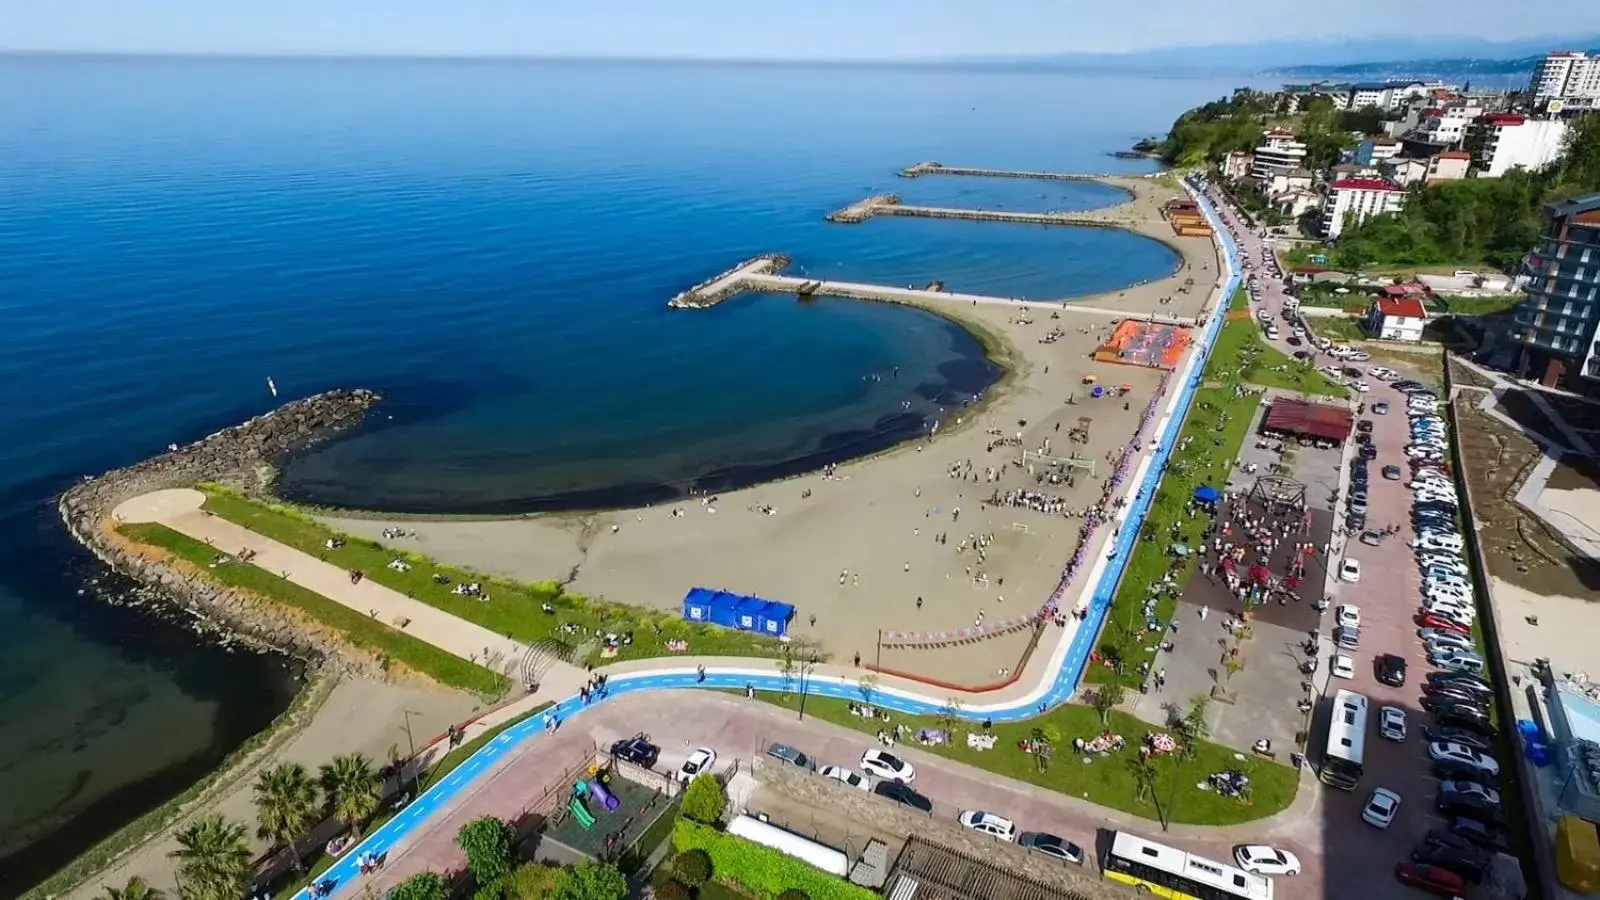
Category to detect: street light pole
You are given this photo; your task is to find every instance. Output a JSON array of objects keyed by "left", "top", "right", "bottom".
[
  {"left": 401, "top": 709, "right": 421, "bottom": 797},
  {"left": 797, "top": 653, "right": 818, "bottom": 721}
]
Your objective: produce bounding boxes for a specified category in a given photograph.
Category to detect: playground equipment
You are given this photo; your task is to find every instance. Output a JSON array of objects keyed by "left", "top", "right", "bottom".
[
  {"left": 568, "top": 797, "right": 595, "bottom": 829},
  {"left": 589, "top": 780, "right": 620, "bottom": 812}
]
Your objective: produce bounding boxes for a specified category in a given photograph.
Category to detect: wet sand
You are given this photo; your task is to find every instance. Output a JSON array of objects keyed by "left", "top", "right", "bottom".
[{"left": 322, "top": 177, "right": 1221, "bottom": 684}]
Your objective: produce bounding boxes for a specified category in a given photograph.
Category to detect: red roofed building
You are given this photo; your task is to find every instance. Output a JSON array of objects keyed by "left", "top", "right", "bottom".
[
  {"left": 1262, "top": 398, "right": 1354, "bottom": 443},
  {"left": 1320, "top": 178, "right": 1407, "bottom": 239},
  {"left": 1364, "top": 293, "right": 1430, "bottom": 342}
]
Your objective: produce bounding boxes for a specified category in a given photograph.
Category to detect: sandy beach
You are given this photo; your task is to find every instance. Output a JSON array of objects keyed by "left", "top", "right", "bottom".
[{"left": 322, "top": 176, "right": 1221, "bottom": 685}]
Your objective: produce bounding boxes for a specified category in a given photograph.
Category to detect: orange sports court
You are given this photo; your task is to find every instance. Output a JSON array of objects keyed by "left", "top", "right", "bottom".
[{"left": 1093, "top": 319, "right": 1193, "bottom": 370}]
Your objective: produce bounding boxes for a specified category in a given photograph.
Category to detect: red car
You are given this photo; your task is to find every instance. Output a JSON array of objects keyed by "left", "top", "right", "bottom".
[
  {"left": 1394, "top": 861, "right": 1466, "bottom": 895},
  {"left": 1417, "top": 613, "right": 1471, "bottom": 635}
]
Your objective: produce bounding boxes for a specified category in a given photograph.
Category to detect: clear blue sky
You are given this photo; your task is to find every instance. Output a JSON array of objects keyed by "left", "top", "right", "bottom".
[{"left": 3, "top": 0, "right": 1598, "bottom": 60}]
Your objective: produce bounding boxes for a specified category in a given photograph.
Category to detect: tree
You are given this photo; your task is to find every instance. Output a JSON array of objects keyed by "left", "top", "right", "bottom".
[
  {"left": 938, "top": 697, "right": 964, "bottom": 737},
  {"left": 1089, "top": 683, "right": 1126, "bottom": 726},
  {"left": 550, "top": 860, "right": 628, "bottom": 900},
  {"left": 857, "top": 673, "right": 880, "bottom": 704},
  {"left": 457, "top": 816, "right": 518, "bottom": 887},
  {"left": 653, "top": 882, "right": 692, "bottom": 900},
  {"left": 1223, "top": 654, "right": 1246, "bottom": 683},
  {"left": 99, "top": 877, "right": 165, "bottom": 900},
  {"left": 168, "top": 814, "right": 252, "bottom": 900},
  {"left": 673, "top": 848, "right": 712, "bottom": 885},
  {"left": 1126, "top": 754, "right": 1160, "bottom": 807},
  {"left": 320, "top": 754, "right": 383, "bottom": 836},
  {"left": 681, "top": 773, "right": 727, "bottom": 824},
  {"left": 387, "top": 872, "right": 451, "bottom": 900},
  {"left": 776, "top": 654, "right": 797, "bottom": 695},
  {"left": 505, "top": 863, "right": 563, "bottom": 900},
  {"left": 253, "top": 762, "right": 320, "bottom": 872}
]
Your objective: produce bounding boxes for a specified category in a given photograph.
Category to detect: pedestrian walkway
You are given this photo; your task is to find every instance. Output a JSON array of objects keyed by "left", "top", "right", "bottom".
[{"left": 115, "top": 488, "right": 578, "bottom": 687}]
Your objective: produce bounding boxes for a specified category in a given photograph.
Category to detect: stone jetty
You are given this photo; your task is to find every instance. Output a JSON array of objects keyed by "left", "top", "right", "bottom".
[
  {"left": 58, "top": 389, "right": 383, "bottom": 668},
  {"left": 898, "top": 161, "right": 1109, "bottom": 181},
  {"left": 826, "top": 193, "right": 1137, "bottom": 229},
  {"left": 667, "top": 254, "right": 791, "bottom": 309}
]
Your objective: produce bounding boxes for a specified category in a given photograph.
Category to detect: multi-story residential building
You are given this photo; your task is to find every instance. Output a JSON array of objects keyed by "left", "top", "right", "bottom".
[
  {"left": 1465, "top": 114, "right": 1571, "bottom": 177},
  {"left": 1513, "top": 194, "right": 1600, "bottom": 386},
  {"left": 1531, "top": 51, "right": 1600, "bottom": 104},
  {"left": 1414, "top": 99, "right": 1485, "bottom": 147},
  {"left": 1345, "top": 81, "right": 1433, "bottom": 111},
  {"left": 1353, "top": 136, "right": 1402, "bottom": 167},
  {"left": 1427, "top": 150, "right": 1472, "bottom": 182},
  {"left": 1251, "top": 129, "right": 1308, "bottom": 180},
  {"left": 1321, "top": 178, "right": 1407, "bottom": 239}
]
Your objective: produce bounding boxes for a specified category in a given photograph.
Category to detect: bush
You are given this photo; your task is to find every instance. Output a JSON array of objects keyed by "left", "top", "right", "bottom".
[
  {"left": 671, "top": 819, "right": 877, "bottom": 900},
  {"left": 653, "top": 881, "right": 693, "bottom": 900},
  {"left": 505, "top": 863, "right": 564, "bottom": 900},
  {"left": 776, "top": 892, "right": 811, "bottom": 900},
  {"left": 674, "top": 848, "right": 712, "bottom": 885},
  {"left": 680, "top": 773, "right": 727, "bottom": 824}
]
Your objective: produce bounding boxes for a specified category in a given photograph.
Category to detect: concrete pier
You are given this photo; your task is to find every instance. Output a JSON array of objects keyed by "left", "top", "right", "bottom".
[
  {"left": 899, "top": 161, "right": 1107, "bottom": 182},
  {"left": 826, "top": 194, "right": 1139, "bottom": 229},
  {"left": 668, "top": 262, "right": 1195, "bottom": 324}
]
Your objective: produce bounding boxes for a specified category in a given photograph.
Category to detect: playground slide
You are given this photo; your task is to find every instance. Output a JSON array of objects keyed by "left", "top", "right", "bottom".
[
  {"left": 589, "top": 781, "right": 620, "bottom": 812},
  {"left": 569, "top": 798, "right": 595, "bottom": 829}
]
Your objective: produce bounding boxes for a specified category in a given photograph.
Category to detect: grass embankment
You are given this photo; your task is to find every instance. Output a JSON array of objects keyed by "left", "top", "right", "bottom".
[
  {"left": 267, "top": 701, "right": 554, "bottom": 899},
  {"left": 1082, "top": 386, "right": 1260, "bottom": 687},
  {"left": 196, "top": 487, "right": 802, "bottom": 667},
  {"left": 1211, "top": 294, "right": 1348, "bottom": 399},
  {"left": 119, "top": 522, "right": 507, "bottom": 695},
  {"left": 754, "top": 693, "right": 1297, "bottom": 826}
]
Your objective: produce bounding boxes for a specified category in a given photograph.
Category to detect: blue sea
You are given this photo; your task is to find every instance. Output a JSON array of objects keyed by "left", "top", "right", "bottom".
[{"left": 0, "top": 55, "right": 1239, "bottom": 892}]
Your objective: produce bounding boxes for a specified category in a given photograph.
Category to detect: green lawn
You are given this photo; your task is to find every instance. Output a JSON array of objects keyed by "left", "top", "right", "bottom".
[
  {"left": 1430, "top": 294, "right": 1523, "bottom": 317},
  {"left": 1209, "top": 313, "right": 1348, "bottom": 399},
  {"left": 1084, "top": 387, "right": 1260, "bottom": 687},
  {"left": 120, "top": 522, "right": 507, "bottom": 695},
  {"left": 1304, "top": 315, "right": 1368, "bottom": 343},
  {"left": 196, "top": 487, "right": 805, "bottom": 667},
  {"left": 754, "top": 693, "right": 1297, "bottom": 826}
]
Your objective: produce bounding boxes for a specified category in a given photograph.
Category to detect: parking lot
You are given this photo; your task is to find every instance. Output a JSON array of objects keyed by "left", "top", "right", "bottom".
[{"left": 1216, "top": 189, "right": 1513, "bottom": 898}]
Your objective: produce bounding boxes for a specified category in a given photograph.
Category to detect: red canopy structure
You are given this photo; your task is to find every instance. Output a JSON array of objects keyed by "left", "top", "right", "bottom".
[{"left": 1262, "top": 398, "right": 1354, "bottom": 443}]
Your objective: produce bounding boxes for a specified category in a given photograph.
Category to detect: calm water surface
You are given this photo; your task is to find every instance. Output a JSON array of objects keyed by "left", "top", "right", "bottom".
[{"left": 0, "top": 55, "right": 1238, "bottom": 892}]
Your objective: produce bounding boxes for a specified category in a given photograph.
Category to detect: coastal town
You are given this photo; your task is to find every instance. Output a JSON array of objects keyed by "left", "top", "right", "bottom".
[{"left": 21, "top": 40, "right": 1600, "bottom": 900}]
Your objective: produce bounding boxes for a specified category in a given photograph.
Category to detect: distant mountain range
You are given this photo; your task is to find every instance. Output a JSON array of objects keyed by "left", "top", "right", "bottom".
[{"left": 959, "top": 33, "right": 1600, "bottom": 78}]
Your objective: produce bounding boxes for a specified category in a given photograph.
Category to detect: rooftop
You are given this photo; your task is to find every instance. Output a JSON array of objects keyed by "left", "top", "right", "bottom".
[
  {"left": 1330, "top": 177, "right": 1404, "bottom": 192},
  {"left": 1479, "top": 113, "right": 1528, "bottom": 126},
  {"left": 1377, "top": 296, "right": 1430, "bottom": 319},
  {"left": 1437, "top": 150, "right": 1472, "bottom": 160},
  {"left": 886, "top": 837, "right": 1110, "bottom": 900},
  {"left": 1548, "top": 193, "right": 1600, "bottom": 219}
]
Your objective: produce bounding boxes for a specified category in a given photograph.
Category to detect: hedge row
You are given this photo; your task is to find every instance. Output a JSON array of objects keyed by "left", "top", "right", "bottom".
[{"left": 670, "top": 820, "right": 875, "bottom": 900}]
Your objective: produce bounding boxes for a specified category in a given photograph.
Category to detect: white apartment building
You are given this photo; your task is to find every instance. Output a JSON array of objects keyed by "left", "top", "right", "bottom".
[
  {"left": 1415, "top": 100, "right": 1485, "bottom": 146},
  {"left": 1531, "top": 51, "right": 1600, "bottom": 102},
  {"left": 1467, "top": 114, "right": 1572, "bottom": 177},
  {"left": 1222, "top": 150, "right": 1254, "bottom": 181},
  {"left": 1321, "top": 178, "right": 1407, "bottom": 239},
  {"left": 1251, "top": 129, "right": 1308, "bottom": 180}
]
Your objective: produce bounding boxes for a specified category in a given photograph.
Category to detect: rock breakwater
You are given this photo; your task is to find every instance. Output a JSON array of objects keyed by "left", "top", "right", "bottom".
[{"left": 58, "top": 390, "right": 383, "bottom": 670}]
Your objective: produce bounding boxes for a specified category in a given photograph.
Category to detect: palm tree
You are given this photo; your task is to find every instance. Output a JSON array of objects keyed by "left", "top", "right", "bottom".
[
  {"left": 253, "top": 762, "right": 320, "bottom": 871},
  {"left": 168, "top": 814, "right": 252, "bottom": 900},
  {"left": 100, "top": 876, "right": 165, "bottom": 900},
  {"left": 320, "top": 754, "right": 383, "bottom": 836}
]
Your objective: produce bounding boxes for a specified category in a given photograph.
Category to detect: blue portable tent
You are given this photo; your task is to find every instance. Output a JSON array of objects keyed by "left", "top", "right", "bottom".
[
  {"left": 758, "top": 601, "right": 795, "bottom": 637},
  {"left": 707, "top": 591, "right": 742, "bottom": 628},
  {"left": 1193, "top": 485, "right": 1221, "bottom": 504},
  {"left": 730, "top": 595, "right": 768, "bottom": 633},
  {"left": 681, "top": 587, "right": 718, "bottom": 624}
]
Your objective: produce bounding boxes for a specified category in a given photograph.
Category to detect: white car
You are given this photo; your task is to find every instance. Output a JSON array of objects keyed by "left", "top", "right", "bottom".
[
  {"left": 957, "top": 810, "right": 1017, "bottom": 841},
  {"left": 676, "top": 747, "right": 718, "bottom": 782},
  {"left": 1339, "top": 559, "right": 1362, "bottom": 583},
  {"left": 1336, "top": 604, "right": 1361, "bottom": 629},
  {"left": 1429, "top": 742, "right": 1500, "bottom": 775},
  {"left": 1439, "top": 780, "right": 1501, "bottom": 805},
  {"left": 819, "top": 765, "right": 870, "bottom": 791},
  {"left": 1363, "top": 787, "right": 1402, "bottom": 828},
  {"left": 861, "top": 748, "right": 915, "bottom": 783},
  {"left": 1351, "top": 381, "right": 1371, "bottom": 393},
  {"left": 1332, "top": 654, "right": 1356, "bottom": 679},
  {"left": 1233, "top": 845, "right": 1302, "bottom": 876},
  {"left": 1379, "top": 706, "right": 1407, "bottom": 741},
  {"left": 1418, "top": 536, "right": 1465, "bottom": 553},
  {"left": 1348, "top": 351, "right": 1371, "bottom": 362}
]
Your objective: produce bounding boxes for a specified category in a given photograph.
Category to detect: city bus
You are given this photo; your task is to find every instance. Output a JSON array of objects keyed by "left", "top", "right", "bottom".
[
  {"left": 1320, "top": 688, "right": 1369, "bottom": 790},
  {"left": 1101, "top": 831, "right": 1274, "bottom": 900}
]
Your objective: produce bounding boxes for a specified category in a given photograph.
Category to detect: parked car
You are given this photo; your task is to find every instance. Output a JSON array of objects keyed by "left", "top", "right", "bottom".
[
  {"left": 819, "top": 765, "right": 870, "bottom": 791},
  {"left": 1410, "top": 841, "right": 1488, "bottom": 884},
  {"left": 1439, "top": 780, "right": 1501, "bottom": 806},
  {"left": 1447, "top": 818, "right": 1510, "bottom": 853},
  {"left": 1233, "top": 845, "right": 1302, "bottom": 876},
  {"left": 676, "top": 747, "right": 718, "bottom": 782},
  {"left": 1363, "top": 787, "right": 1402, "bottom": 828},
  {"left": 610, "top": 737, "right": 661, "bottom": 768},
  {"left": 873, "top": 780, "right": 932, "bottom": 812},
  {"left": 958, "top": 810, "right": 1017, "bottom": 841},
  {"left": 1394, "top": 862, "right": 1467, "bottom": 897},
  {"left": 1379, "top": 706, "right": 1407, "bottom": 741},
  {"left": 1018, "top": 832, "right": 1085, "bottom": 864},
  {"left": 766, "top": 743, "right": 815, "bottom": 771},
  {"left": 861, "top": 749, "right": 915, "bottom": 783},
  {"left": 1376, "top": 653, "right": 1408, "bottom": 686}
]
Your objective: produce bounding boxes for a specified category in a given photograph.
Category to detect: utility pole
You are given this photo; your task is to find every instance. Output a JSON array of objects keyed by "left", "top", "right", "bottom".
[{"left": 797, "top": 652, "right": 819, "bottom": 721}]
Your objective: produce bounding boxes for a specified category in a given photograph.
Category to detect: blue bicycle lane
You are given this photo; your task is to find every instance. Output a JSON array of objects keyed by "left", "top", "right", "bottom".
[{"left": 304, "top": 182, "right": 1243, "bottom": 899}]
